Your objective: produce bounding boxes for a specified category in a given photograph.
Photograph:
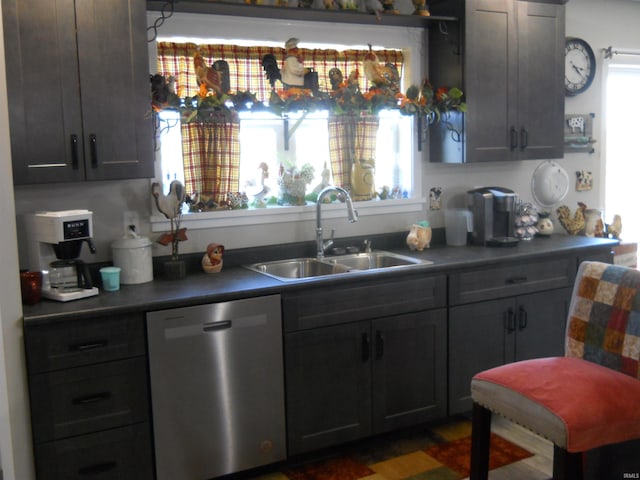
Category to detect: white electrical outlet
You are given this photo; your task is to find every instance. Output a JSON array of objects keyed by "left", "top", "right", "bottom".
[{"left": 123, "top": 211, "right": 140, "bottom": 235}]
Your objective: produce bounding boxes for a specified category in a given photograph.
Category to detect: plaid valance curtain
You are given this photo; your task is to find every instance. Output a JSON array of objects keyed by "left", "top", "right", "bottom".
[
  {"left": 156, "top": 42, "right": 404, "bottom": 200},
  {"left": 156, "top": 42, "right": 404, "bottom": 101}
]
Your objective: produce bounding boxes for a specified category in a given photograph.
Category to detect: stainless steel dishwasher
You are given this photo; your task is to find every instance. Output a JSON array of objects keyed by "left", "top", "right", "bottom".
[{"left": 146, "top": 295, "right": 286, "bottom": 480}]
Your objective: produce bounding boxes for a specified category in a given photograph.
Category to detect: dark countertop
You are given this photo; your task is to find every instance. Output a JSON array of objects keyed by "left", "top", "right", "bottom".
[{"left": 22, "top": 234, "right": 618, "bottom": 325}]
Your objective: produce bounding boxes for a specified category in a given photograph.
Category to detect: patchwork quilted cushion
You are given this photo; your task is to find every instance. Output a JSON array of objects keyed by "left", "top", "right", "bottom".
[{"left": 565, "top": 261, "right": 640, "bottom": 379}]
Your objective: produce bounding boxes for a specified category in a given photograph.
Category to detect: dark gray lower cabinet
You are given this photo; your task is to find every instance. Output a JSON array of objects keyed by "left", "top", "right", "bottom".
[
  {"left": 285, "top": 309, "right": 447, "bottom": 456},
  {"left": 448, "top": 287, "right": 571, "bottom": 414},
  {"left": 24, "top": 313, "right": 153, "bottom": 479},
  {"left": 34, "top": 423, "right": 153, "bottom": 480}
]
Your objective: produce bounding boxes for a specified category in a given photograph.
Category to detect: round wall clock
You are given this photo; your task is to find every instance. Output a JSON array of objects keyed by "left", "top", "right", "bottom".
[{"left": 565, "top": 37, "right": 596, "bottom": 96}]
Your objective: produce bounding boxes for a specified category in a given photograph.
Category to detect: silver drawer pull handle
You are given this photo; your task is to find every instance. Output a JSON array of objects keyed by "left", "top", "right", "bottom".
[{"left": 203, "top": 320, "right": 232, "bottom": 332}]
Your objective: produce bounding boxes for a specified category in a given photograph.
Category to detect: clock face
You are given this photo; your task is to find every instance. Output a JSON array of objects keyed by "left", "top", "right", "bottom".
[{"left": 565, "top": 37, "right": 596, "bottom": 96}]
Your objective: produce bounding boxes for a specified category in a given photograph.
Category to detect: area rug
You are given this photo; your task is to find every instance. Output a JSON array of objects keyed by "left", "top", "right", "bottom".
[{"left": 248, "top": 418, "right": 533, "bottom": 480}]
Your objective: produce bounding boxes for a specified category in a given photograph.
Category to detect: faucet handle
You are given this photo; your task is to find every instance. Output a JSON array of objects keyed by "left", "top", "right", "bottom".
[{"left": 362, "top": 239, "right": 372, "bottom": 253}]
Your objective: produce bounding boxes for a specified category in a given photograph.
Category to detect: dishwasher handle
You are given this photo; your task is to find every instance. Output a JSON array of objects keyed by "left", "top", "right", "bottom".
[{"left": 203, "top": 320, "right": 232, "bottom": 332}]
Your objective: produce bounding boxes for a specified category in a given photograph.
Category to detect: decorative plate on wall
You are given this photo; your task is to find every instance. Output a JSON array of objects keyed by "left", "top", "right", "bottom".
[{"left": 531, "top": 160, "right": 570, "bottom": 207}]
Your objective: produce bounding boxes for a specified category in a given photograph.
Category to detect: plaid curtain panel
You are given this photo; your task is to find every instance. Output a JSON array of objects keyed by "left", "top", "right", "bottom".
[
  {"left": 181, "top": 119, "right": 240, "bottom": 203},
  {"left": 328, "top": 113, "right": 379, "bottom": 189}
]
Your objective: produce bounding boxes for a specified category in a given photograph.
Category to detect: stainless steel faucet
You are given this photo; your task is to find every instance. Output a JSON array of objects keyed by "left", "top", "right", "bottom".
[{"left": 316, "top": 186, "right": 358, "bottom": 259}]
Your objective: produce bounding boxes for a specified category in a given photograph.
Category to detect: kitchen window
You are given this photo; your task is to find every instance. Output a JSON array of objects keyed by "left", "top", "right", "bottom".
[
  {"left": 149, "top": 14, "right": 426, "bottom": 232},
  {"left": 604, "top": 59, "right": 640, "bottom": 244},
  {"left": 155, "top": 41, "right": 412, "bottom": 205}
]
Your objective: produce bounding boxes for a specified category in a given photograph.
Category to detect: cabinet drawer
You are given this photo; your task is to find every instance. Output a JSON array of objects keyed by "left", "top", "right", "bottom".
[
  {"left": 25, "top": 313, "right": 145, "bottom": 373},
  {"left": 29, "top": 357, "right": 149, "bottom": 443},
  {"left": 34, "top": 423, "right": 153, "bottom": 480},
  {"left": 449, "top": 256, "right": 575, "bottom": 305},
  {"left": 283, "top": 273, "right": 446, "bottom": 331}
]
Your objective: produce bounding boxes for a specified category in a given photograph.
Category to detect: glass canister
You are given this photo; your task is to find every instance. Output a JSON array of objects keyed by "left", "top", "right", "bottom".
[{"left": 514, "top": 202, "right": 539, "bottom": 241}]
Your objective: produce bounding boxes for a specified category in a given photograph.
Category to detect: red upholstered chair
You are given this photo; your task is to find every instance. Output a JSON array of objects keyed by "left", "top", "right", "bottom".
[{"left": 469, "top": 261, "right": 640, "bottom": 480}]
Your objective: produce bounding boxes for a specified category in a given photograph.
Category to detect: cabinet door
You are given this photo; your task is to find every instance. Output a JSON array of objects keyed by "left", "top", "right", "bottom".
[
  {"left": 285, "top": 322, "right": 372, "bottom": 455},
  {"left": 465, "top": 0, "right": 518, "bottom": 162},
  {"left": 75, "top": 0, "right": 153, "bottom": 181},
  {"left": 4, "top": 0, "right": 153, "bottom": 184},
  {"left": 515, "top": 287, "right": 571, "bottom": 361},
  {"left": 449, "top": 298, "right": 513, "bottom": 414},
  {"left": 3, "top": 0, "right": 85, "bottom": 183},
  {"left": 516, "top": 1, "right": 565, "bottom": 160},
  {"left": 372, "top": 309, "right": 447, "bottom": 433}
]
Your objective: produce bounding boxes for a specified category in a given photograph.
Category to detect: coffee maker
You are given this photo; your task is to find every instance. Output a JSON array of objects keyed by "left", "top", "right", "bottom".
[
  {"left": 467, "top": 187, "right": 519, "bottom": 246},
  {"left": 25, "top": 210, "right": 99, "bottom": 301}
]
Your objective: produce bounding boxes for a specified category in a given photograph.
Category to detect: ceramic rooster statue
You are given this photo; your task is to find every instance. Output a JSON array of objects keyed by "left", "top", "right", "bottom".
[
  {"left": 194, "top": 50, "right": 230, "bottom": 95},
  {"left": 556, "top": 202, "right": 587, "bottom": 235},
  {"left": 362, "top": 44, "right": 400, "bottom": 94}
]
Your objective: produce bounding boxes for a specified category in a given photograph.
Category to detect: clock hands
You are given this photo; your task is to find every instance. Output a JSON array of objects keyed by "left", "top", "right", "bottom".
[{"left": 570, "top": 61, "right": 585, "bottom": 78}]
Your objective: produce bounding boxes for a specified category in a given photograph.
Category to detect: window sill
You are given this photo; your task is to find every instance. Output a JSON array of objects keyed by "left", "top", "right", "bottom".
[{"left": 150, "top": 197, "right": 426, "bottom": 232}]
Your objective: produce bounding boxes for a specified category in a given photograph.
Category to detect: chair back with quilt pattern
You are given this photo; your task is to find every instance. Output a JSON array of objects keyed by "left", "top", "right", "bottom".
[{"left": 565, "top": 261, "right": 640, "bottom": 379}]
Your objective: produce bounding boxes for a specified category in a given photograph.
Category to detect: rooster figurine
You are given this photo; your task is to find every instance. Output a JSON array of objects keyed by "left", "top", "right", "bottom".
[
  {"left": 607, "top": 214, "right": 623, "bottom": 239},
  {"left": 152, "top": 180, "right": 188, "bottom": 255},
  {"left": 194, "top": 50, "right": 230, "bottom": 95},
  {"left": 362, "top": 44, "right": 400, "bottom": 94},
  {"left": 556, "top": 202, "right": 587, "bottom": 235},
  {"left": 152, "top": 180, "right": 185, "bottom": 220}
]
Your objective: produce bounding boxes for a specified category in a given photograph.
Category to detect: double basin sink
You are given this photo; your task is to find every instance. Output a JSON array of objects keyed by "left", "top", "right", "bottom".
[{"left": 245, "top": 251, "right": 433, "bottom": 281}]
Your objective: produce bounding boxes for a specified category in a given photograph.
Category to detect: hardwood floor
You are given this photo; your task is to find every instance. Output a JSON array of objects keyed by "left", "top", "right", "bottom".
[{"left": 477, "top": 415, "right": 553, "bottom": 480}]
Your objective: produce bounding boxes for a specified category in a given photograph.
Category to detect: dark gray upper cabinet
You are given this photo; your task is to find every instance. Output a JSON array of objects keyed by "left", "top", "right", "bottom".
[
  {"left": 429, "top": 0, "right": 565, "bottom": 163},
  {"left": 3, "top": 0, "right": 154, "bottom": 185}
]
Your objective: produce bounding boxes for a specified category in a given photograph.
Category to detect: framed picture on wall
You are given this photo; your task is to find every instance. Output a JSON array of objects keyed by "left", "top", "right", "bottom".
[{"left": 564, "top": 113, "right": 596, "bottom": 154}]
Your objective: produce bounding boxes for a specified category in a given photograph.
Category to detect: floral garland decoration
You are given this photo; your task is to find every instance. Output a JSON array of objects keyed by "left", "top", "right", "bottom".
[{"left": 151, "top": 74, "right": 466, "bottom": 122}]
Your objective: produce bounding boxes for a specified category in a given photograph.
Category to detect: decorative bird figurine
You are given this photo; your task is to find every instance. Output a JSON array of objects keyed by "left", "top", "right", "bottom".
[
  {"left": 347, "top": 69, "right": 360, "bottom": 89},
  {"left": 150, "top": 74, "right": 177, "bottom": 111},
  {"left": 607, "top": 214, "right": 623, "bottom": 239},
  {"left": 362, "top": 44, "right": 400, "bottom": 93},
  {"left": 329, "top": 67, "right": 344, "bottom": 90},
  {"left": 364, "top": 0, "right": 384, "bottom": 18},
  {"left": 556, "top": 202, "right": 587, "bottom": 236},
  {"left": 152, "top": 180, "right": 185, "bottom": 220},
  {"left": 246, "top": 162, "right": 271, "bottom": 207},
  {"left": 261, "top": 53, "right": 282, "bottom": 89},
  {"left": 194, "top": 50, "right": 230, "bottom": 94}
]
